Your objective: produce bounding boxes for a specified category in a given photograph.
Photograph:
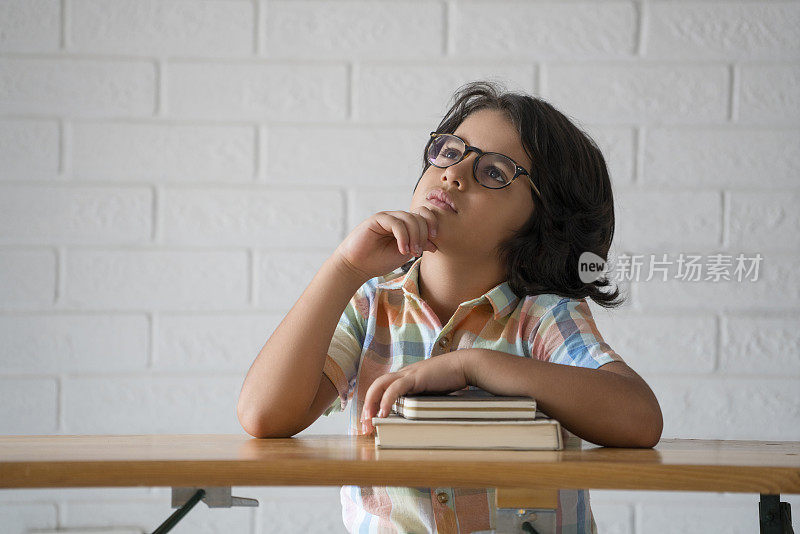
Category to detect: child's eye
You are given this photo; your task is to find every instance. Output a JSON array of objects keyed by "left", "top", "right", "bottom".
[{"left": 484, "top": 166, "right": 509, "bottom": 184}]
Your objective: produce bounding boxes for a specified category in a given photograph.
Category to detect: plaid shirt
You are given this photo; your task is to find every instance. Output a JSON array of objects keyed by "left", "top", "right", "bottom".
[{"left": 322, "top": 257, "right": 622, "bottom": 533}]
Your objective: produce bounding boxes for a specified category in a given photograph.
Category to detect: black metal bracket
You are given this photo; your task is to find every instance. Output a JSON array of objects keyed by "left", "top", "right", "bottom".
[
  {"left": 760, "top": 494, "right": 794, "bottom": 534},
  {"left": 150, "top": 487, "right": 259, "bottom": 534}
]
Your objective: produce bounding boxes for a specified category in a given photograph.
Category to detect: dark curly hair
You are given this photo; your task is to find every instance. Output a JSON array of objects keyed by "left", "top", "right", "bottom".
[{"left": 404, "top": 80, "right": 624, "bottom": 309}]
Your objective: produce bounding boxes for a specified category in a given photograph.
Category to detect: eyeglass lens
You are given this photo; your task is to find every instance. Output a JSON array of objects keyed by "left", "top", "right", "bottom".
[{"left": 427, "top": 134, "right": 517, "bottom": 188}]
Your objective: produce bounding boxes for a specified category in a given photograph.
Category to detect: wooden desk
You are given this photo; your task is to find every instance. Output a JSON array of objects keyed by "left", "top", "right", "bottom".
[{"left": 1, "top": 435, "right": 797, "bottom": 533}]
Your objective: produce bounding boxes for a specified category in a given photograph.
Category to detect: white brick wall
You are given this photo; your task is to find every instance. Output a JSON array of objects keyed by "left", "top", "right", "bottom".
[{"left": 0, "top": 1, "right": 797, "bottom": 533}]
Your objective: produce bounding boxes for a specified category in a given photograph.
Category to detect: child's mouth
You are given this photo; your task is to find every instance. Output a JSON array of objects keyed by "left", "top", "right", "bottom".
[{"left": 427, "top": 198, "right": 457, "bottom": 213}]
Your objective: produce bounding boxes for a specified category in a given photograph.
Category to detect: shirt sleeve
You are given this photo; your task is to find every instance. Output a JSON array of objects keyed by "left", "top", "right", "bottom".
[
  {"left": 321, "top": 281, "right": 371, "bottom": 416},
  {"left": 529, "top": 297, "right": 625, "bottom": 369}
]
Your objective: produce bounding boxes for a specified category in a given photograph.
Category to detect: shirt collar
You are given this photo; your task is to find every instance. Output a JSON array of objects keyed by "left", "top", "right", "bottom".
[{"left": 376, "top": 257, "right": 520, "bottom": 320}]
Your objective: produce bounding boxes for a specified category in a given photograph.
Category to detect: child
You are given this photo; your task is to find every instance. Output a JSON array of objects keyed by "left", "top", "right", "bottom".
[{"left": 237, "top": 80, "right": 663, "bottom": 534}]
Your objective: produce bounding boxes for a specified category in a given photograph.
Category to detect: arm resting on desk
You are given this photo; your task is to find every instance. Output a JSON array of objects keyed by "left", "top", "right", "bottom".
[
  {"left": 461, "top": 349, "right": 663, "bottom": 448},
  {"left": 237, "top": 255, "right": 366, "bottom": 438}
]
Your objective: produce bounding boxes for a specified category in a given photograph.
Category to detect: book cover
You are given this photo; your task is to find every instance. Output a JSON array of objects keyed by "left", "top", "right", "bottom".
[
  {"left": 394, "top": 387, "right": 539, "bottom": 420},
  {"left": 371, "top": 413, "right": 564, "bottom": 450}
]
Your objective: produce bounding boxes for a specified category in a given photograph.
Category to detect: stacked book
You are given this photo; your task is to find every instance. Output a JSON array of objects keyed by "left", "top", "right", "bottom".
[{"left": 370, "top": 386, "right": 564, "bottom": 450}]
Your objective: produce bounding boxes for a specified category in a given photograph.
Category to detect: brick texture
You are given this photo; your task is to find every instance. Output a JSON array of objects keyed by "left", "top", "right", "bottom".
[{"left": 0, "top": 1, "right": 797, "bottom": 533}]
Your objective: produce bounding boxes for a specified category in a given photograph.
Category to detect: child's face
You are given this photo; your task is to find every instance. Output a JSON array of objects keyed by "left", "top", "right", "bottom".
[{"left": 409, "top": 107, "right": 537, "bottom": 261}]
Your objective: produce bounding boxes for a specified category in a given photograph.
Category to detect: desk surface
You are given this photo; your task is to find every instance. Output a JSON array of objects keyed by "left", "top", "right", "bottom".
[{"left": 1, "top": 434, "right": 798, "bottom": 494}]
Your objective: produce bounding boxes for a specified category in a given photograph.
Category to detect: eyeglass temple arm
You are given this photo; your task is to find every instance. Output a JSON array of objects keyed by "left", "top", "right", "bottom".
[{"left": 526, "top": 175, "right": 543, "bottom": 200}]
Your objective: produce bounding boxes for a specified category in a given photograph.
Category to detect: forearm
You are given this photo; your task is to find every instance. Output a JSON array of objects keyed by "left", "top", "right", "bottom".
[
  {"left": 237, "top": 254, "right": 366, "bottom": 436},
  {"left": 462, "top": 349, "right": 662, "bottom": 448}
]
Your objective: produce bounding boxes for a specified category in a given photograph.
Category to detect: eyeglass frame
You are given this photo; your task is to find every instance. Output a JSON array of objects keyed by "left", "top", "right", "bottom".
[{"left": 426, "top": 131, "right": 543, "bottom": 201}]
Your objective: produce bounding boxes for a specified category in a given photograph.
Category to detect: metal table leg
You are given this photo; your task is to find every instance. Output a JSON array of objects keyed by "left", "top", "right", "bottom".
[{"left": 759, "top": 494, "right": 793, "bottom": 534}]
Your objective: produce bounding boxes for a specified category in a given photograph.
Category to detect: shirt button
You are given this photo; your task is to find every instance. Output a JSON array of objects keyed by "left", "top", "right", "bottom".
[
  {"left": 436, "top": 491, "right": 449, "bottom": 504},
  {"left": 439, "top": 337, "right": 449, "bottom": 347}
]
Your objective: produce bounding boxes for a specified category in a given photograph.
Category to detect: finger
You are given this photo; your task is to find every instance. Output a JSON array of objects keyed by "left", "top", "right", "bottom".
[
  {"left": 388, "top": 211, "right": 423, "bottom": 256},
  {"left": 378, "top": 377, "right": 412, "bottom": 423},
  {"left": 374, "top": 212, "right": 413, "bottom": 256},
  {"left": 413, "top": 206, "right": 439, "bottom": 249},
  {"left": 361, "top": 373, "right": 395, "bottom": 433},
  {"left": 410, "top": 212, "right": 429, "bottom": 252},
  {"left": 413, "top": 205, "right": 438, "bottom": 235}
]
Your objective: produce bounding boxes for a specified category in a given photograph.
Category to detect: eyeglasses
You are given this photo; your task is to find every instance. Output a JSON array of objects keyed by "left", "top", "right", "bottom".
[{"left": 426, "top": 132, "right": 543, "bottom": 200}]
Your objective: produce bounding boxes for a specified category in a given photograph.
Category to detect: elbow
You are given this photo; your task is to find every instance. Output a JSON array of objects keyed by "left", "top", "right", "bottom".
[
  {"left": 648, "top": 407, "right": 664, "bottom": 447},
  {"left": 237, "top": 403, "right": 301, "bottom": 439},
  {"left": 237, "top": 403, "right": 265, "bottom": 438},
  {"left": 611, "top": 395, "right": 662, "bottom": 449},
  {"left": 237, "top": 391, "right": 281, "bottom": 438},
  {"left": 236, "top": 397, "right": 259, "bottom": 436},
  {"left": 636, "top": 426, "right": 661, "bottom": 449},
  {"left": 243, "top": 424, "right": 297, "bottom": 439},
  {"left": 636, "top": 403, "right": 663, "bottom": 448},
  {"left": 629, "top": 380, "right": 663, "bottom": 448},
  {"left": 239, "top": 414, "right": 295, "bottom": 439}
]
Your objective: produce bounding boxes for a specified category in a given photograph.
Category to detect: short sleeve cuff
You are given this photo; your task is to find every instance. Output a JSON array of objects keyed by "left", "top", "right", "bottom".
[
  {"left": 589, "top": 345, "right": 626, "bottom": 369},
  {"left": 322, "top": 353, "right": 349, "bottom": 414}
]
